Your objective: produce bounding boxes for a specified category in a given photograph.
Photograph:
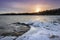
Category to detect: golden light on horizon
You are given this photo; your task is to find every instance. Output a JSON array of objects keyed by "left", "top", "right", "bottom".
[
  {"left": 35, "top": 8, "right": 40, "bottom": 12},
  {"left": 34, "top": 5, "right": 42, "bottom": 12}
]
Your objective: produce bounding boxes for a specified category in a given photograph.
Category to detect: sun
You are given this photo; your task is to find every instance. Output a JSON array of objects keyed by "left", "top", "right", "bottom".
[
  {"left": 35, "top": 5, "right": 41, "bottom": 12},
  {"left": 35, "top": 8, "right": 40, "bottom": 12}
]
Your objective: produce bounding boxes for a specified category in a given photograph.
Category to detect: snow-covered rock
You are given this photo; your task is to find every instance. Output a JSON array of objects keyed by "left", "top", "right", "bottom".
[
  {"left": 0, "top": 36, "right": 16, "bottom": 40},
  {"left": 16, "top": 21, "right": 60, "bottom": 40},
  {"left": 0, "top": 21, "right": 60, "bottom": 40}
]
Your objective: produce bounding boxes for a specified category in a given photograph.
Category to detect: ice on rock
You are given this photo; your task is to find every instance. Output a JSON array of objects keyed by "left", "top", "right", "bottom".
[
  {"left": 0, "top": 36, "right": 4, "bottom": 39},
  {"left": 17, "top": 35, "right": 49, "bottom": 40},
  {"left": 27, "top": 21, "right": 44, "bottom": 27},
  {"left": 16, "top": 21, "right": 60, "bottom": 40},
  {"left": 27, "top": 21, "right": 60, "bottom": 31},
  {"left": 0, "top": 21, "right": 60, "bottom": 40},
  {"left": 0, "top": 36, "right": 16, "bottom": 40}
]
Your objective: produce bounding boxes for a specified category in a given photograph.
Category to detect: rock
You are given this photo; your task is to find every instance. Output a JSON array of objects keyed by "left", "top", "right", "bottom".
[
  {"left": 0, "top": 22, "right": 30, "bottom": 36},
  {"left": 49, "top": 35, "right": 59, "bottom": 38},
  {"left": 12, "top": 22, "right": 29, "bottom": 26}
]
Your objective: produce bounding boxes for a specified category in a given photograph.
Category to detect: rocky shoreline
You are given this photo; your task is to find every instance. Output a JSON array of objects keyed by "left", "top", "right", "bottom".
[
  {"left": 0, "top": 22, "right": 30, "bottom": 37},
  {"left": 0, "top": 21, "right": 60, "bottom": 40}
]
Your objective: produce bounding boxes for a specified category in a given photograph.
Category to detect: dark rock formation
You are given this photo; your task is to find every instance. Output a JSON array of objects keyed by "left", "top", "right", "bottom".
[{"left": 0, "top": 22, "right": 30, "bottom": 37}]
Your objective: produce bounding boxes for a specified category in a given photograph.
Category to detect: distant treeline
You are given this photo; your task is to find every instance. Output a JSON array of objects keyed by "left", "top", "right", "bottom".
[
  {"left": 39, "top": 8, "right": 60, "bottom": 15},
  {"left": 0, "top": 8, "right": 60, "bottom": 15}
]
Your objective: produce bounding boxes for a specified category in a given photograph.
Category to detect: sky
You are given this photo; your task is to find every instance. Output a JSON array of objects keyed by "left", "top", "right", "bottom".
[{"left": 0, "top": 0, "right": 60, "bottom": 13}]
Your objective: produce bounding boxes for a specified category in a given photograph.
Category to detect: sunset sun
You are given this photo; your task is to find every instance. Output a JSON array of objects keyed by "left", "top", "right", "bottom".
[
  {"left": 35, "top": 5, "right": 41, "bottom": 12},
  {"left": 35, "top": 8, "right": 40, "bottom": 12}
]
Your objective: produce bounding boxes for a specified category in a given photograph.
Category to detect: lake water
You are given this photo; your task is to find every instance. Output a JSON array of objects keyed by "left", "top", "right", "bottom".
[{"left": 0, "top": 15, "right": 60, "bottom": 25}]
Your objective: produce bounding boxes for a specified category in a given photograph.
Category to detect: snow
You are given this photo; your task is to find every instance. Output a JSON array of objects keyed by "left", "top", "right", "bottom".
[
  {"left": 16, "top": 21, "right": 60, "bottom": 40},
  {"left": 0, "top": 36, "right": 16, "bottom": 40},
  {"left": 0, "top": 21, "right": 60, "bottom": 40}
]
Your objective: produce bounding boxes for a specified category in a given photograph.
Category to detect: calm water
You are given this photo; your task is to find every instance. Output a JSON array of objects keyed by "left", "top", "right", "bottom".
[{"left": 0, "top": 15, "right": 60, "bottom": 25}]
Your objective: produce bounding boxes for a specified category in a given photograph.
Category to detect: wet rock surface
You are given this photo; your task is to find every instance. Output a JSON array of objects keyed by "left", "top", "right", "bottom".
[{"left": 0, "top": 22, "right": 30, "bottom": 36}]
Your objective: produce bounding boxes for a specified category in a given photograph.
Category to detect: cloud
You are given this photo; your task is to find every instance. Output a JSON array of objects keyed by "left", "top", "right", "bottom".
[{"left": 0, "top": 0, "right": 60, "bottom": 13}]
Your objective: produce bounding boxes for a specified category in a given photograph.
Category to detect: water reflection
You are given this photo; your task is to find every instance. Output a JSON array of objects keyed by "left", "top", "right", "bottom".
[
  {"left": 0, "top": 15, "right": 60, "bottom": 24},
  {"left": 31, "top": 16, "right": 48, "bottom": 22}
]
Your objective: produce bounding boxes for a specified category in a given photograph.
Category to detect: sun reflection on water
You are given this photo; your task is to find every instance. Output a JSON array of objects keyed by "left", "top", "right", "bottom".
[{"left": 32, "top": 16, "right": 48, "bottom": 22}]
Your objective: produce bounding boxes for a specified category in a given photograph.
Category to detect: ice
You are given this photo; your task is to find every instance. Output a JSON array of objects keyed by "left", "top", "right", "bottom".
[
  {"left": 0, "top": 21, "right": 60, "bottom": 40},
  {"left": 16, "top": 21, "right": 60, "bottom": 40},
  {"left": 0, "top": 36, "right": 16, "bottom": 40},
  {"left": 0, "top": 36, "right": 4, "bottom": 39}
]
